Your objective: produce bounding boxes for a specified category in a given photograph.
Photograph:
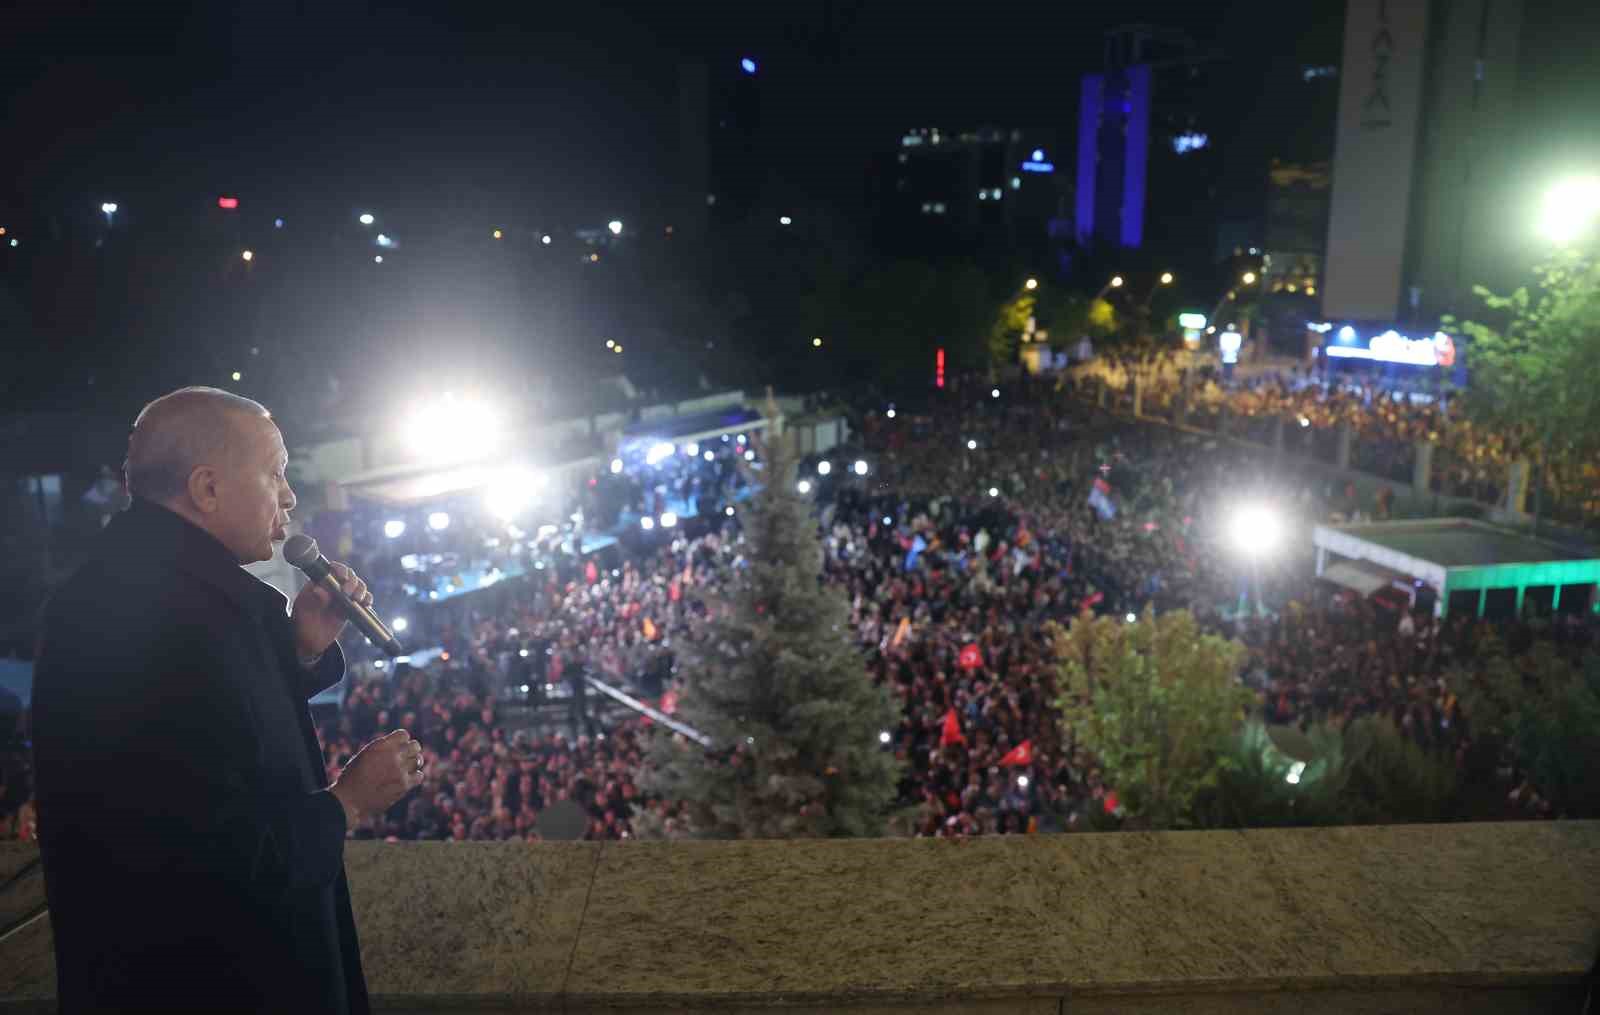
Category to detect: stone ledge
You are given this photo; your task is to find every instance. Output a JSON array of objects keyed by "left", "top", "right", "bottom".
[{"left": 2, "top": 822, "right": 1596, "bottom": 1012}]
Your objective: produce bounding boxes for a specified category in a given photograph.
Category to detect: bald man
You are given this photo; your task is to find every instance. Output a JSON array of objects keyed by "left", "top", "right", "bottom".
[{"left": 32, "top": 387, "right": 424, "bottom": 1014}]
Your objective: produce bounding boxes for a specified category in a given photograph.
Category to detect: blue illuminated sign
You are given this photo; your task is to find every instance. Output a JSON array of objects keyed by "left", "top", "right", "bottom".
[{"left": 1021, "top": 161, "right": 1055, "bottom": 174}]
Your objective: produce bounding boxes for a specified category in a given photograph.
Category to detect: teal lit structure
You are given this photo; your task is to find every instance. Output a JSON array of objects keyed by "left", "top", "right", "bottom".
[{"left": 1312, "top": 519, "right": 1599, "bottom": 618}]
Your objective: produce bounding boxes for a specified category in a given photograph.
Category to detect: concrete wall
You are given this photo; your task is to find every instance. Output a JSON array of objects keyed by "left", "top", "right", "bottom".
[{"left": 3, "top": 822, "right": 1596, "bottom": 1012}]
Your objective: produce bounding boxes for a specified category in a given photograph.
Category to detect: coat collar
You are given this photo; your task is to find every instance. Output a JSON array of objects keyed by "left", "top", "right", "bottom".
[{"left": 106, "top": 498, "right": 283, "bottom": 617}]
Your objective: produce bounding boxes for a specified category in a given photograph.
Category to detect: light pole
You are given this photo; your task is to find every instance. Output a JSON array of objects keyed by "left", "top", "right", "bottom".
[
  {"left": 1093, "top": 274, "right": 1125, "bottom": 302},
  {"left": 1227, "top": 502, "right": 1281, "bottom": 619},
  {"left": 100, "top": 202, "right": 118, "bottom": 227}
]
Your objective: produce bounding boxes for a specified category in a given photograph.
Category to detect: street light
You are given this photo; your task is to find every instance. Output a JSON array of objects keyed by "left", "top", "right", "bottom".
[
  {"left": 1024, "top": 277, "right": 1038, "bottom": 290},
  {"left": 1242, "top": 271, "right": 1258, "bottom": 285},
  {"left": 359, "top": 213, "right": 375, "bottom": 225},
  {"left": 1537, "top": 175, "right": 1600, "bottom": 246},
  {"left": 100, "top": 202, "right": 118, "bottom": 226},
  {"left": 1160, "top": 271, "right": 1174, "bottom": 285},
  {"left": 492, "top": 229, "right": 503, "bottom": 239},
  {"left": 779, "top": 215, "right": 792, "bottom": 225},
  {"left": 812, "top": 337, "right": 823, "bottom": 348},
  {"left": 1111, "top": 275, "right": 1124, "bottom": 288},
  {"left": 241, "top": 250, "right": 254, "bottom": 262},
  {"left": 608, "top": 220, "right": 623, "bottom": 236}
]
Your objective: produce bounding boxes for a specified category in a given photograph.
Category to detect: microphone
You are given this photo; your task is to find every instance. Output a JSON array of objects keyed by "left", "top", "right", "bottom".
[{"left": 283, "top": 534, "right": 405, "bottom": 657}]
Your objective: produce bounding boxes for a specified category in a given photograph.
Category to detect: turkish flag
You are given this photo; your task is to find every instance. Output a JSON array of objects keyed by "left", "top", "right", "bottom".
[
  {"left": 660, "top": 690, "right": 679, "bottom": 715},
  {"left": 940, "top": 708, "right": 966, "bottom": 747},
  {"left": 998, "top": 740, "right": 1033, "bottom": 767},
  {"left": 585, "top": 561, "right": 599, "bottom": 585},
  {"left": 958, "top": 643, "right": 983, "bottom": 670},
  {"left": 1103, "top": 791, "right": 1120, "bottom": 815}
]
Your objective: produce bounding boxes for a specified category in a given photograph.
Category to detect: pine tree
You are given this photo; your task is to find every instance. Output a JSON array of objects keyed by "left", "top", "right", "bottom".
[{"left": 633, "top": 427, "right": 903, "bottom": 838}]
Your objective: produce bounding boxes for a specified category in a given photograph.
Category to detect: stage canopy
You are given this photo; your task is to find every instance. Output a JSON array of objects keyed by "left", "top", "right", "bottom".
[{"left": 1312, "top": 519, "right": 1600, "bottom": 617}]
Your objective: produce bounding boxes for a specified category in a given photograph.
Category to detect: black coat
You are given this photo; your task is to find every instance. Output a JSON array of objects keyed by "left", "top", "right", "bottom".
[{"left": 31, "top": 499, "right": 370, "bottom": 1014}]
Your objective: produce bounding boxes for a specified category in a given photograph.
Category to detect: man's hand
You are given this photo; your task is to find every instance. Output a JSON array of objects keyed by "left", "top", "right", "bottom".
[
  {"left": 330, "top": 730, "right": 425, "bottom": 827},
  {"left": 292, "top": 559, "right": 371, "bottom": 661}
]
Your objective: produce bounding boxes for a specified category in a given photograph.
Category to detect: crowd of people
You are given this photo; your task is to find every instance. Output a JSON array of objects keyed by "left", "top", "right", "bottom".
[
  {"left": 1141, "top": 368, "right": 1600, "bottom": 518},
  {"left": 3, "top": 374, "right": 1592, "bottom": 843}
]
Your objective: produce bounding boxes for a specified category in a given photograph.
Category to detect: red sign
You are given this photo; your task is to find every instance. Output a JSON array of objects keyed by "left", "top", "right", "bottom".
[{"left": 217, "top": 196, "right": 239, "bottom": 210}]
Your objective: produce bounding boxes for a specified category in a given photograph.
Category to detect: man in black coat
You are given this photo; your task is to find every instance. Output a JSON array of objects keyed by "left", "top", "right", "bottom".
[{"left": 32, "top": 387, "right": 425, "bottom": 1014}]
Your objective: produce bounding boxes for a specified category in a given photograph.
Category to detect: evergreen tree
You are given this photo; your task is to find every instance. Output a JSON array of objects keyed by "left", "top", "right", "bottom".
[{"left": 633, "top": 429, "right": 903, "bottom": 838}]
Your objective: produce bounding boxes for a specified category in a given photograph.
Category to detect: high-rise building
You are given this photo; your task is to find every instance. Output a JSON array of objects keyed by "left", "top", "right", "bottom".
[
  {"left": 675, "top": 57, "right": 767, "bottom": 234},
  {"left": 1073, "top": 27, "right": 1222, "bottom": 261},
  {"left": 1322, "top": 0, "right": 1600, "bottom": 330},
  {"left": 869, "top": 126, "right": 1067, "bottom": 261}
]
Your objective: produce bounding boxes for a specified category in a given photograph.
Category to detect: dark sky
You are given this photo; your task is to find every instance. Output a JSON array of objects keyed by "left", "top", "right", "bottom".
[
  {"left": 5, "top": 0, "right": 1337, "bottom": 225},
  {"left": 1, "top": 0, "right": 1344, "bottom": 436}
]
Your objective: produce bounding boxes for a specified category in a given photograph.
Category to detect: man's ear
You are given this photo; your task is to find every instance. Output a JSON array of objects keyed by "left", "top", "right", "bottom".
[{"left": 185, "top": 464, "right": 223, "bottom": 514}]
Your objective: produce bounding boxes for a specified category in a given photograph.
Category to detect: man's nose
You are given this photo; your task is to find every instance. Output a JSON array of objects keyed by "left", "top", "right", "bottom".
[{"left": 281, "top": 484, "right": 298, "bottom": 512}]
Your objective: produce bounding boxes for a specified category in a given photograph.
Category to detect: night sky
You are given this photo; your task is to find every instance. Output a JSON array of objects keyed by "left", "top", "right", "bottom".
[{"left": 3, "top": 0, "right": 1343, "bottom": 431}]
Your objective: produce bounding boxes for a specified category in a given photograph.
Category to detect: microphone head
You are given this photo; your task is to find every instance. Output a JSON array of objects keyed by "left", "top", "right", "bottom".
[{"left": 282, "top": 533, "right": 321, "bottom": 570}]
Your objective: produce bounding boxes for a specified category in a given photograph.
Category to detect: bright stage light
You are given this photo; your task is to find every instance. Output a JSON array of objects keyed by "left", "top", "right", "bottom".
[
  {"left": 743, "top": 450, "right": 755, "bottom": 461},
  {"left": 1126, "top": 613, "right": 1137, "bottom": 623},
  {"left": 878, "top": 730, "right": 892, "bottom": 744},
  {"left": 817, "top": 460, "right": 832, "bottom": 476},
  {"left": 241, "top": 249, "right": 254, "bottom": 262},
  {"left": 485, "top": 468, "right": 542, "bottom": 521},
  {"left": 703, "top": 450, "right": 714, "bottom": 462},
  {"left": 659, "top": 511, "right": 678, "bottom": 529},
  {"left": 1024, "top": 277, "right": 1038, "bottom": 290},
  {"left": 646, "top": 442, "right": 675, "bottom": 466},
  {"left": 686, "top": 442, "right": 699, "bottom": 457},
  {"left": 640, "top": 516, "right": 655, "bottom": 531},
  {"left": 427, "top": 511, "right": 451, "bottom": 532},
  {"left": 383, "top": 520, "right": 406, "bottom": 539},
  {"left": 1229, "top": 503, "right": 1281, "bottom": 556},
  {"left": 610, "top": 458, "right": 623, "bottom": 474},
  {"left": 988, "top": 487, "right": 999, "bottom": 497},
  {"left": 779, "top": 215, "right": 792, "bottom": 225},
  {"left": 101, "top": 202, "right": 118, "bottom": 215},
  {"left": 967, "top": 439, "right": 978, "bottom": 451},
  {"left": 1017, "top": 775, "right": 1030, "bottom": 788},
  {"left": 886, "top": 408, "right": 896, "bottom": 419},
  {"left": 392, "top": 617, "right": 409, "bottom": 633},
  {"left": 991, "top": 388, "right": 1000, "bottom": 398},
  {"left": 853, "top": 460, "right": 868, "bottom": 476},
  {"left": 797, "top": 479, "right": 812, "bottom": 494},
  {"left": 725, "top": 506, "right": 735, "bottom": 516},
  {"left": 231, "top": 371, "right": 242, "bottom": 381},
  {"left": 403, "top": 394, "right": 503, "bottom": 462}
]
